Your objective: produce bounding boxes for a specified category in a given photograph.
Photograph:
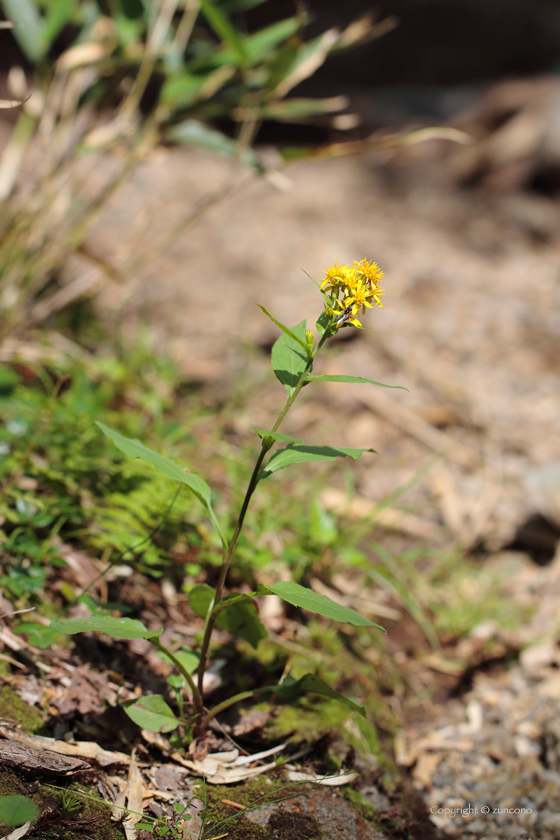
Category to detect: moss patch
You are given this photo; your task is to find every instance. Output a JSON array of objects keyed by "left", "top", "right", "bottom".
[
  {"left": 201, "top": 775, "right": 313, "bottom": 840},
  {"left": 0, "top": 685, "right": 44, "bottom": 732},
  {"left": 342, "top": 787, "right": 381, "bottom": 822},
  {"left": 0, "top": 771, "right": 122, "bottom": 840}
]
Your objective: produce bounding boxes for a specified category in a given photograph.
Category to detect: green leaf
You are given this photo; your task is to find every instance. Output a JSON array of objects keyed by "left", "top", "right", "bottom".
[
  {"left": 2, "top": 0, "right": 44, "bottom": 61},
  {"left": 96, "top": 422, "right": 226, "bottom": 548},
  {"left": 50, "top": 616, "right": 163, "bottom": 640},
  {"left": 159, "top": 648, "right": 199, "bottom": 674},
  {"left": 306, "top": 374, "right": 407, "bottom": 391},
  {"left": 272, "top": 673, "right": 366, "bottom": 717},
  {"left": 189, "top": 585, "right": 267, "bottom": 648},
  {"left": 257, "top": 306, "right": 311, "bottom": 358},
  {"left": 242, "top": 17, "right": 300, "bottom": 65},
  {"left": 16, "top": 622, "right": 59, "bottom": 648},
  {"left": 188, "top": 583, "right": 215, "bottom": 619},
  {"left": 260, "top": 445, "right": 375, "bottom": 477},
  {"left": 258, "top": 581, "right": 385, "bottom": 630},
  {"left": 269, "top": 319, "right": 308, "bottom": 397},
  {"left": 0, "top": 794, "right": 38, "bottom": 826},
  {"left": 217, "top": 596, "right": 267, "bottom": 648},
  {"left": 315, "top": 310, "right": 331, "bottom": 336},
  {"left": 124, "top": 695, "right": 180, "bottom": 733},
  {"left": 253, "top": 430, "right": 303, "bottom": 445},
  {"left": 167, "top": 119, "right": 259, "bottom": 169},
  {"left": 198, "top": 0, "right": 248, "bottom": 68}
]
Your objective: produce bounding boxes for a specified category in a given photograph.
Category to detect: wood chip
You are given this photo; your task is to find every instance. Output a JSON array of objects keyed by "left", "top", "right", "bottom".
[
  {"left": 0, "top": 739, "right": 88, "bottom": 777},
  {"left": 0, "top": 724, "right": 130, "bottom": 766}
]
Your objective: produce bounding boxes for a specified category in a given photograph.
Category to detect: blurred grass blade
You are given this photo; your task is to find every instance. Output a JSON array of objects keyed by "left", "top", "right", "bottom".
[
  {"left": 243, "top": 17, "right": 300, "bottom": 66},
  {"left": 198, "top": 0, "right": 248, "bottom": 68},
  {"left": 167, "top": 119, "right": 259, "bottom": 168},
  {"left": 1, "top": 0, "right": 45, "bottom": 61},
  {"left": 42, "top": 0, "right": 79, "bottom": 52},
  {"left": 260, "top": 96, "right": 348, "bottom": 122},
  {"left": 274, "top": 28, "right": 339, "bottom": 99}
]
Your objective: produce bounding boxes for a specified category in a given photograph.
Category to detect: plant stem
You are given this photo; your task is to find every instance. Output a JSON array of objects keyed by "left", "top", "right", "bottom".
[
  {"left": 199, "top": 690, "right": 257, "bottom": 731},
  {"left": 195, "top": 347, "right": 320, "bottom": 708},
  {"left": 150, "top": 638, "right": 204, "bottom": 716}
]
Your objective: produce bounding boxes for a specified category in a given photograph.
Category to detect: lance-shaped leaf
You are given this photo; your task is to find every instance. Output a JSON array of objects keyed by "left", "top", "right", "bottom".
[
  {"left": 257, "top": 581, "right": 385, "bottom": 631},
  {"left": 2, "top": 0, "right": 44, "bottom": 61},
  {"left": 269, "top": 320, "right": 309, "bottom": 397},
  {"left": 96, "top": 422, "right": 226, "bottom": 547},
  {"left": 258, "top": 307, "right": 311, "bottom": 358},
  {"left": 253, "top": 430, "right": 303, "bottom": 445},
  {"left": 198, "top": 0, "right": 248, "bottom": 68},
  {"left": 167, "top": 120, "right": 259, "bottom": 168},
  {"left": 306, "top": 374, "right": 407, "bottom": 391},
  {"left": 260, "top": 96, "right": 348, "bottom": 122},
  {"left": 260, "top": 444, "right": 375, "bottom": 478},
  {"left": 124, "top": 695, "right": 180, "bottom": 734},
  {"left": 189, "top": 585, "right": 267, "bottom": 648},
  {"left": 50, "top": 616, "right": 163, "bottom": 640},
  {"left": 0, "top": 795, "right": 39, "bottom": 827},
  {"left": 268, "top": 673, "right": 366, "bottom": 717}
]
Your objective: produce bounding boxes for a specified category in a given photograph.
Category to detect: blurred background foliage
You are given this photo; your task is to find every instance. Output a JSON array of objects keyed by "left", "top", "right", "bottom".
[{"left": 0, "top": 0, "right": 392, "bottom": 341}]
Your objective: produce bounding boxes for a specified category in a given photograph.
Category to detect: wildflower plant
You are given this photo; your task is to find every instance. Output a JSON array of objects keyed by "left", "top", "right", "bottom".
[{"left": 50, "top": 262, "right": 404, "bottom": 741}]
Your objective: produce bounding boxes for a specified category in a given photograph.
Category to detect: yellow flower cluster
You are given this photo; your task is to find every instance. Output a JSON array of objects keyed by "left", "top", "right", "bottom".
[{"left": 320, "top": 258, "right": 384, "bottom": 328}]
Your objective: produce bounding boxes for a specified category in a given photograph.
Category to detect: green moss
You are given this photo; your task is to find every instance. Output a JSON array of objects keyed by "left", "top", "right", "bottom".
[
  {"left": 342, "top": 787, "right": 380, "bottom": 821},
  {"left": 0, "top": 685, "right": 44, "bottom": 732},
  {"left": 0, "top": 773, "right": 122, "bottom": 840},
  {"left": 267, "top": 698, "right": 351, "bottom": 745},
  {"left": 200, "top": 775, "right": 312, "bottom": 840}
]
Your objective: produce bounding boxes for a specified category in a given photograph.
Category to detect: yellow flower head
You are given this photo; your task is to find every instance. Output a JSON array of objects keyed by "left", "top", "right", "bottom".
[
  {"left": 320, "top": 257, "right": 385, "bottom": 327},
  {"left": 344, "top": 282, "right": 374, "bottom": 316},
  {"left": 321, "top": 260, "right": 352, "bottom": 292},
  {"left": 353, "top": 258, "right": 384, "bottom": 291}
]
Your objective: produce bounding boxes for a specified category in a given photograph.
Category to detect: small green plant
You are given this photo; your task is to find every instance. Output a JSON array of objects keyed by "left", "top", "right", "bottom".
[{"left": 51, "top": 259, "right": 403, "bottom": 739}]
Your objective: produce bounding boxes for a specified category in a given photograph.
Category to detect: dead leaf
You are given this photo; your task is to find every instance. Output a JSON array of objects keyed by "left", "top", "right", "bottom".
[
  {"left": 1, "top": 822, "right": 32, "bottom": 840},
  {"left": 112, "top": 749, "right": 143, "bottom": 839},
  {"left": 171, "top": 744, "right": 286, "bottom": 784},
  {"left": 286, "top": 770, "right": 358, "bottom": 786},
  {"left": 57, "top": 42, "right": 113, "bottom": 70}
]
